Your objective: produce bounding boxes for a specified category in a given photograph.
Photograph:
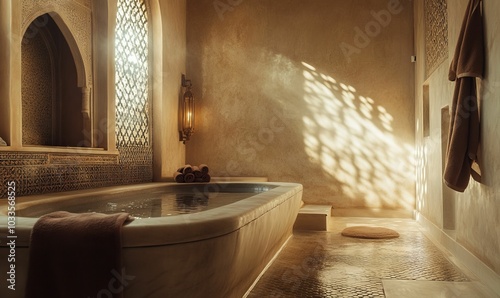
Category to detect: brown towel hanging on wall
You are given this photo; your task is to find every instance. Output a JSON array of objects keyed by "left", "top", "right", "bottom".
[{"left": 444, "top": 0, "right": 484, "bottom": 192}]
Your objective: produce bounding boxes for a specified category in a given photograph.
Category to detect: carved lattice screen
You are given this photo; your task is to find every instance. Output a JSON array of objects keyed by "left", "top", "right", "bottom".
[{"left": 115, "top": 0, "right": 150, "bottom": 147}]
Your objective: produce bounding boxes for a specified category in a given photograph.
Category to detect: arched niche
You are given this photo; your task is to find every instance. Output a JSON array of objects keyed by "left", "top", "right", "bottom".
[
  {"left": 22, "top": 10, "right": 88, "bottom": 88},
  {"left": 21, "top": 13, "right": 90, "bottom": 147}
]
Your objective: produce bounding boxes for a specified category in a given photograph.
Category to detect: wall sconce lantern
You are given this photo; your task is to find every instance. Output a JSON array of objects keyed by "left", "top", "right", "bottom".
[{"left": 179, "top": 74, "right": 195, "bottom": 144}]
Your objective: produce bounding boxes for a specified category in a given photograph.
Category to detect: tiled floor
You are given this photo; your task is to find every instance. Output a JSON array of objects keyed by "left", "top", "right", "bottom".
[{"left": 248, "top": 217, "right": 496, "bottom": 298}]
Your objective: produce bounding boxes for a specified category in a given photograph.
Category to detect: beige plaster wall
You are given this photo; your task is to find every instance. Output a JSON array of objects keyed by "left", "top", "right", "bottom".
[
  {"left": 415, "top": 0, "right": 500, "bottom": 275},
  {"left": 456, "top": 0, "right": 500, "bottom": 276},
  {"left": 186, "top": 0, "right": 415, "bottom": 210},
  {"left": 152, "top": 0, "right": 187, "bottom": 180},
  {"left": 0, "top": 1, "right": 11, "bottom": 143}
]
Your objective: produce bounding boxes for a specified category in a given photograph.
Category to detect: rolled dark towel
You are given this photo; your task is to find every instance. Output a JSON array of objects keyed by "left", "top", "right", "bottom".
[
  {"left": 182, "top": 164, "right": 193, "bottom": 174},
  {"left": 184, "top": 172, "right": 195, "bottom": 183},
  {"left": 174, "top": 171, "right": 184, "bottom": 183},
  {"left": 201, "top": 173, "right": 211, "bottom": 183},
  {"left": 199, "top": 164, "right": 209, "bottom": 174},
  {"left": 192, "top": 166, "right": 203, "bottom": 178}
]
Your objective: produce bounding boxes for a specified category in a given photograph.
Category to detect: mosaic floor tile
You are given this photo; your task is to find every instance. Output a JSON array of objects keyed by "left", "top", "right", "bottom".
[
  {"left": 382, "top": 280, "right": 496, "bottom": 298},
  {"left": 248, "top": 217, "right": 473, "bottom": 298}
]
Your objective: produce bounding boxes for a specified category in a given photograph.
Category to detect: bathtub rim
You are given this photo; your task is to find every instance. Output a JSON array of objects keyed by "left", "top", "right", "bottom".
[{"left": 0, "top": 181, "right": 303, "bottom": 248}]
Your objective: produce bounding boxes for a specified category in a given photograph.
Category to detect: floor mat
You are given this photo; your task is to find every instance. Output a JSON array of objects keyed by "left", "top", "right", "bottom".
[{"left": 341, "top": 226, "right": 400, "bottom": 239}]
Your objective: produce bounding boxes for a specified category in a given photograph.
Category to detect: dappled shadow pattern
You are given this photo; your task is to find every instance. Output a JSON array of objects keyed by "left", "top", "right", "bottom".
[{"left": 301, "top": 62, "right": 414, "bottom": 209}]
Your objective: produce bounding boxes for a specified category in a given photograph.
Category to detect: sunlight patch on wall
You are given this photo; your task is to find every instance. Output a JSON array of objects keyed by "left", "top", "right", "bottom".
[
  {"left": 416, "top": 137, "right": 428, "bottom": 213},
  {"left": 301, "top": 62, "right": 414, "bottom": 209}
]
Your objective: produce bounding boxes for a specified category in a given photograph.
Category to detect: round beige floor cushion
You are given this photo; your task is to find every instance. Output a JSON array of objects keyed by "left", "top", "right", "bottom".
[{"left": 341, "top": 226, "right": 399, "bottom": 239}]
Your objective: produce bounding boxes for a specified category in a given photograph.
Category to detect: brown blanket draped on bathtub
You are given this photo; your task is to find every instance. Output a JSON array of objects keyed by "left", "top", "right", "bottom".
[
  {"left": 444, "top": 0, "right": 484, "bottom": 192},
  {"left": 25, "top": 211, "right": 133, "bottom": 298}
]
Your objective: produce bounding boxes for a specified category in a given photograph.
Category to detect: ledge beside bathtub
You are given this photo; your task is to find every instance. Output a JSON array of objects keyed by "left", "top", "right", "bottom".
[{"left": 211, "top": 177, "right": 268, "bottom": 182}]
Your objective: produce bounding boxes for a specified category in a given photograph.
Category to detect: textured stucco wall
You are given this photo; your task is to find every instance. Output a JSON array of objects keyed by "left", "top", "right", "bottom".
[
  {"left": 152, "top": 0, "right": 187, "bottom": 180},
  {"left": 186, "top": 0, "right": 415, "bottom": 210},
  {"left": 415, "top": 0, "right": 500, "bottom": 275},
  {"left": 0, "top": 1, "right": 11, "bottom": 141},
  {"left": 455, "top": 0, "right": 500, "bottom": 276}
]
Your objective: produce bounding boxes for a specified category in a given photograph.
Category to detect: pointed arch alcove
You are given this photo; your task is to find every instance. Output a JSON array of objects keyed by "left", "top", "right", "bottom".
[{"left": 21, "top": 13, "right": 89, "bottom": 147}]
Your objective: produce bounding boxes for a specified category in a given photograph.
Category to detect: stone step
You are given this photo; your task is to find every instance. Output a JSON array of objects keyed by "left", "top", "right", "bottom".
[{"left": 293, "top": 204, "right": 332, "bottom": 231}]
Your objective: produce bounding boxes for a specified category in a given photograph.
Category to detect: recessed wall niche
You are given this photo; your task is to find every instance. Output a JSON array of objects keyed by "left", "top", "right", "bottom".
[{"left": 21, "top": 14, "right": 88, "bottom": 147}]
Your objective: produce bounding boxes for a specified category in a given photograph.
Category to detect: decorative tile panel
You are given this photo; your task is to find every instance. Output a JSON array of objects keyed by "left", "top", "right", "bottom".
[
  {"left": 49, "top": 154, "right": 118, "bottom": 164},
  {"left": 0, "top": 153, "right": 48, "bottom": 166},
  {"left": 118, "top": 147, "right": 152, "bottom": 165},
  {"left": 0, "top": 155, "right": 152, "bottom": 198},
  {"left": 21, "top": 26, "right": 53, "bottom": 146},
  {"left": 425, "top": 0, "right": 448, "bottom": 77}
]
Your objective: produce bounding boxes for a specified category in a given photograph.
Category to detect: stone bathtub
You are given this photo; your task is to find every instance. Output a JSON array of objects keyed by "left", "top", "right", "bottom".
[{"left": 0, "top": 181, "right": 303, "bottom": 298}]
